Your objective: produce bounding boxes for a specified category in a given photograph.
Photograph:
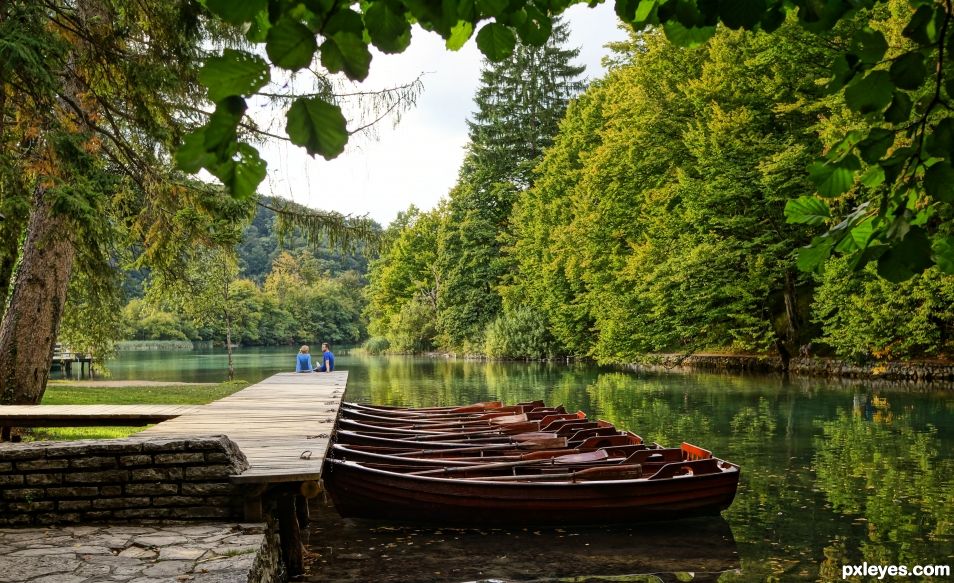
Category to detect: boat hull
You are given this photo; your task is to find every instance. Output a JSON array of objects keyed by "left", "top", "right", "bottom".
[{"left": 322, "top": 458, "right": 740, "bottom": 526}]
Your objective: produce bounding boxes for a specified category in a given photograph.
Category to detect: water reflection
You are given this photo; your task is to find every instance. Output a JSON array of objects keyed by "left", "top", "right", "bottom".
[
  {"left": 104, "top": 350, "right": 953, "bottom": 581},
  {"left": 328, "top": 355, "right": 954, "bottom": 582},
  {"left": 304, "top": 498, "right": 740, "bottom": 583}
]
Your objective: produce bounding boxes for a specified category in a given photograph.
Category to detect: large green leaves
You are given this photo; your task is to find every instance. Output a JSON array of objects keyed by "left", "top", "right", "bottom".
[
  {"left": 321, "top": 34, "right": 372, "bottom": 80},
  {"left": 785, "top": 196, "right": 831, "bottom": 226},
  {"left": 267, "top": 17, "right": 318, "bottom": 71},
  {"left": 844, "top": 70, "right": 893, "bottom": 114},
  {"left": 365, "top": 1, "right": 412, "bottom": 54},
  {"left": 199, "top": 49, "right": 270, "bottom": 103},
  {"left": 809, "top": 156, "right": 860, "bottom": 197},
  {"left": 476, "top": 22, "right": 517, "bottom": 61},
  {"left": 877, "top": 227, "right": 933, "bottom": 282},
  {"left": 286, "top": 97, "right": 348, "bottom": 160},
  {"left": 205, "top": 0, "right": 266, "bottom": 24},
  {"left": 209, "top": 144, "right": 267, "bottom": 201}
]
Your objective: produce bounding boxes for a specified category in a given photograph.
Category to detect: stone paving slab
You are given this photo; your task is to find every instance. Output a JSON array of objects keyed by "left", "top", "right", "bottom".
[{"left": 0, "top": 523, "right": 267, "bottom": 582}]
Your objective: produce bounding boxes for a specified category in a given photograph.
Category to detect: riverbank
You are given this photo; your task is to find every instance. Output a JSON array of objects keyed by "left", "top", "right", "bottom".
[
  {"left": 418, "top": 350, "right": 954, "bottom": 383},
  {"left": 632, "top": 353, "right": 954, "bottom": 383}
]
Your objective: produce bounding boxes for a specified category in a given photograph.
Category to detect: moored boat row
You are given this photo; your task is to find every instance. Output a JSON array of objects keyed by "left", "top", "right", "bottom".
[{"left": 321, "top": 400, "right": 740, "bottom": 525}]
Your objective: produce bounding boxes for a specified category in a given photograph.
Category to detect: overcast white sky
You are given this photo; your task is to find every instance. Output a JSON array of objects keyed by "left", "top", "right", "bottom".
[{"left": 257, "top": 5, "right": 628, "bottom": 228}]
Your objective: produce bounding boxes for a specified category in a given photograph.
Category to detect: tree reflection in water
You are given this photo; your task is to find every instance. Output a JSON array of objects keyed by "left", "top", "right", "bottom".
[{"left": 324, "top": 355, "right": 953, "bottom": 582}]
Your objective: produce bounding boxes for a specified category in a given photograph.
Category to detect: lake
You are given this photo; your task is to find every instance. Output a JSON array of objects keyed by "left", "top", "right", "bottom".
[{"left": 102, "top": 348, "right": 954, "bottom": 581}]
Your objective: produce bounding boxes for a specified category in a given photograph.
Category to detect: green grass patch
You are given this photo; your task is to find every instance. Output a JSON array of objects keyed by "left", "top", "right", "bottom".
[
  {"left": 28, "top": 426, "right": 154, "bottom": 441},
  {"left": 41, "top": 380, "right": 249, "bottom": 405},
  {"left": 25, "top": 380, "right": 249, "bottom": 442}
]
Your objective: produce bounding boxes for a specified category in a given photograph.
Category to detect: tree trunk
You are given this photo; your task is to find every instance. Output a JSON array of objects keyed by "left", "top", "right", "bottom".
[
  {"left": 224, "top": 299, "right": 234, "bottom": 381},
  {"left": 783, "top": 270, "right": 800, "bottom": 344},
  {"left": 0, "top": 186, "right": 76, "bottom": 405}
]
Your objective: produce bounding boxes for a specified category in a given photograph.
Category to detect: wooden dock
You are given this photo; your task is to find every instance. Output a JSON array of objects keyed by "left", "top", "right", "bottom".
[{"left": 134, "top": 371, "right": 347, "bottom": 484}]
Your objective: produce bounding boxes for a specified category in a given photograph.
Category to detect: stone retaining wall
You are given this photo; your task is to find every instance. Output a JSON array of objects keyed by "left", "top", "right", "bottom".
[{"left": 0, "top": 436, "right": 249, "bottom": 527}]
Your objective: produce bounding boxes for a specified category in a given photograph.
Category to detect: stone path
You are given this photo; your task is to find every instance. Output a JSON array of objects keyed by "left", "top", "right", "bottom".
[{"left": 0, "top": 523, "right": 270, "bottom": 582}]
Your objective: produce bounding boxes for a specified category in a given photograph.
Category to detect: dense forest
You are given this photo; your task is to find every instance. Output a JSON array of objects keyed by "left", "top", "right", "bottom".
[
  {"left": 39, "top": 4, "right": 954, "bottom": 368},
  {"left": 76, "top": 200, "right": 377, "bottom": 352},
  {"left": 365, "top": 8, "right": 954, "bottom": 365}
]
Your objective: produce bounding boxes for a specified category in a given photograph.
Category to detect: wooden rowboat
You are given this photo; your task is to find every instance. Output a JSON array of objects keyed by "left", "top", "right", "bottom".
[
  {"left": 325, "top": 400, "right": 739, "bottom": 525},
  {"left": 322, "top": 449, "right": 739, "bottom": 525}
]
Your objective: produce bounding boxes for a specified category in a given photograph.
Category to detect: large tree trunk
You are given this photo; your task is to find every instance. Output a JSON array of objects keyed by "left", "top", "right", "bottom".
[{"left": 0, "top": 186, "right": 76, "bottom": 405}]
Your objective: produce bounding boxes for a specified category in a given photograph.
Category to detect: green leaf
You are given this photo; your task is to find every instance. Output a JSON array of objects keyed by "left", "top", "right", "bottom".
[
  {"left": 320, "top": 33, "right": 372, "bottom": 81},
  {"left": 825, "top": 54, "right": 859, "bottom": 93},
  {"left": 476, "top": 22, "right": 516, "bottom": 62},
  {"left": 849, "top": 217, "right": 877, "bottom": 250},
  {"left": 857, "top": 128, "right": 894, "bottom": 164},
  {"left": 662, "top": 21, "right": 715, "bottom": 48},
  {"left": 203, "top": 96, "right": 247, "bottom": 157},
  {"left": 860, "top": 165, "right": 885, "bottom": 188},
  {"left": 286, "top": 97, "right": 349, "bottom": 160},
  {"left": 784, "top": 196, "right": 831, "bottom": 226},
  {"left": 446, "top": 21, "right": 473, "bottom": 51},
  {"left": 365, "top": 2, "right": 412, "bottom": 53},
  {"left": 477, "top": 0, "right": 509, "bottom": 18},
  {"left": 209, "top": 143, "right": 266, "bottom": 200},
  {"left": 925, "top": 118, "right": 954, "bottom": 159},
  {"left": 175, "top": 129, "right": 216, "bottom": 174},
  {"left": 797, "top": 238, "right": 833, "bottom": 273},
  {"left": 934, "top": 235, "right": 954, "bottom": 274},
  {"left": 759, "top": 5, "right": 785, "bottom": 32},
  {"left": 924, "top": 161, "right": 954, "bottom": 202},
  {"left": 515, "top": 4, "right": 552, "bottom": 46},
  {"left": 877, "top": 227, "right": 933, "bottom": 282},
  {"left": 844, "top": 70, "right": 893, "bottom": 115},
  {"left": 633, "top": 0, "right": 657, "bottom": 24},
  {"left": 889, "top": 51, "right": 927, "bottom": 90},
  {"left": 809, "top": 155, "right": 860, "bottom": 198},
  {"left": 325, "top": 8, "right": 365, "bottom": 35},
  {"left": 853, "top": 27, "right": 887, "bottom": 64},
  {"left": 199, "top": 49, "right": 270, "bottom": 103},
  {"left": 884, "top": 91, "right": 912, "bottom": 124},
  {"left": 246, "top": 10, "right": 272, "bottom": 43},
  {"left": 205, "top": 0, "right": 267, "bottom": 25},
  {"left": 902, "top": 5, "right": 934, "bottom": 45},
  {"left": 718, "top": 0, "right": 764, "bottom": 29},
  {"left": 266, "top": 17, "right": 318, "bottom": 71}
]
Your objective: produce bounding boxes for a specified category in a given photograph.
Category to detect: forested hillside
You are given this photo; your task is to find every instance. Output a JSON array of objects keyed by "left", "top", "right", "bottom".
[
  {"left": 117, "top": 198, "right": 378, "bottom": 348},
  {"left": 366, "top": 10, "right": 954, "bottom": 365}
]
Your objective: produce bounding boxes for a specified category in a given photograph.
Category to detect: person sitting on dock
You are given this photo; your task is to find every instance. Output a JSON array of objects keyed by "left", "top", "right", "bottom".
[
  {"left": 295, "top": 345, "right": 313, "bottom": 373},
  {"left": 315, "top": 343, "right": 334, "bottom": 372}
]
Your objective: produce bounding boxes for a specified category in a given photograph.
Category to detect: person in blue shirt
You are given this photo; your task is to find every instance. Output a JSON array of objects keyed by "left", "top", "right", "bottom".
[
  {"left": 295, "top": 345, "right": 313, "bottom": 373},
  {"left": 315, "top": 343, "right": 335, "bottom": 372}
]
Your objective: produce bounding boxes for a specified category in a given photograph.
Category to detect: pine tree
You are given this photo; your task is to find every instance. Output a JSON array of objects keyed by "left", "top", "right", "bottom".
[
  {"left": 462, "top": 18, "right": 586, "bottom": 191},
  {"left": 436, "top": 17, "right": 585, "bottom": 351}
]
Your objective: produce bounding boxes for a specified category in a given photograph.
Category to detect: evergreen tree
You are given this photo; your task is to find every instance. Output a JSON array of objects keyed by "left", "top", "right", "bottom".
[{"left": 436, "top": 18, "right": 585, "bottom": 351}]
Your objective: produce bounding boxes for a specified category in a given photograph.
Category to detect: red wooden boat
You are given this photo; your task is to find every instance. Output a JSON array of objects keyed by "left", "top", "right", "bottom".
[
  {"left": 322, "top": 442, "right": 739, "bottom": 525},
  {"left": 325, "top": 400, "right": 739, "bottom": 525}
]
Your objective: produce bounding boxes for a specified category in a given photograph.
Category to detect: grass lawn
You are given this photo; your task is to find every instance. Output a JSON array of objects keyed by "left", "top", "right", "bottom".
[{"left": 24, "top": 380, "right": 249, "bottom": 441}]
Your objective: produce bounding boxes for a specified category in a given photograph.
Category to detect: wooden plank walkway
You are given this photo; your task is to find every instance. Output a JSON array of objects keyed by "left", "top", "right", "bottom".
[
  {"left": 133, "top": 371, "right": 347, "bottom": 484},
  {"left": 0, "top": 404, "right": 202, "bottom": 427}
]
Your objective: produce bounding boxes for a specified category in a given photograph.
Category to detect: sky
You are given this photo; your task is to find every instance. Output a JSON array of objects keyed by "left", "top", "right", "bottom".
[{"left": 256, "top": 5, "right": 629, "bottom": 228}]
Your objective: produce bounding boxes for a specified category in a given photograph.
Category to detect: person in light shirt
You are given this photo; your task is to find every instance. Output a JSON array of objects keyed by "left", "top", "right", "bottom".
[{"left": 295, "top": 345, "right": 313, "bottom": 373}]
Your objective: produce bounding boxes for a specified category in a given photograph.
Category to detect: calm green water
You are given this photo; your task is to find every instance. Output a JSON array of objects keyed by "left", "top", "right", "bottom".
[{"left": 104, "top": 349, "right": 954, "bottom": 581}]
